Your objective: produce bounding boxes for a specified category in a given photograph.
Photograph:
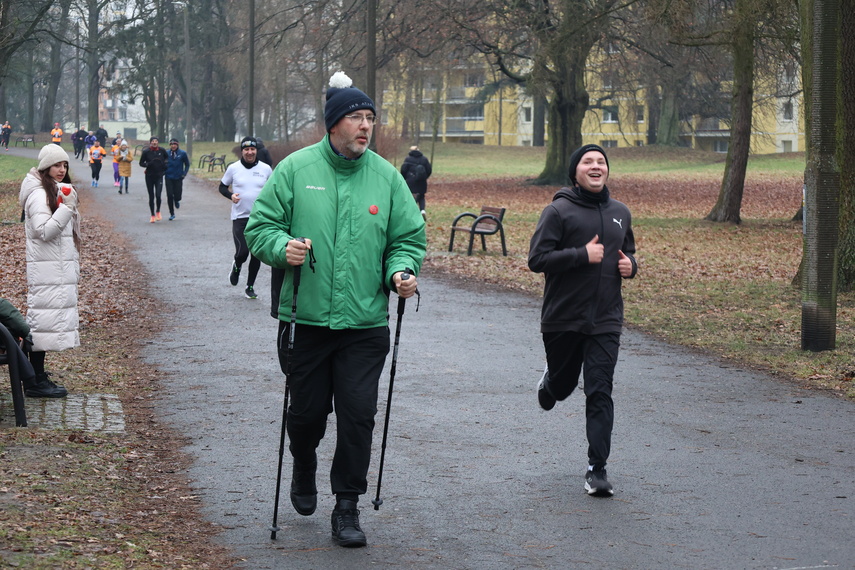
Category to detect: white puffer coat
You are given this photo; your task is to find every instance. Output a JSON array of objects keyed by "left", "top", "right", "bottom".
[{"left": 18, "top": 168, "right": 80, "bottom": 352}]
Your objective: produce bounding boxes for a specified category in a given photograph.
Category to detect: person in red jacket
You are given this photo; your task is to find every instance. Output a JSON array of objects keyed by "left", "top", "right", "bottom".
[{"left": 528, "top": 143, "right": 638, "bottom": 498}]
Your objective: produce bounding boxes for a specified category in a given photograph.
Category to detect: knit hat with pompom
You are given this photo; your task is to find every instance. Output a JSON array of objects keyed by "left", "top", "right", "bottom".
[{"left": 323, "top": 71, "right": 376, "bottom": 132}]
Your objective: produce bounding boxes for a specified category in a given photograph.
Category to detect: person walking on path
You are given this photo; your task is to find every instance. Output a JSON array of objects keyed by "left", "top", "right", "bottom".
[
  {"left": 139, "top": 137, "right": 168, "bottom": 223},
  {"left": 164, "top": 138, "right": 190, "bottom": 220},
  {"left": 117, "top": 141, "right": 133, "bottom": 194},
  {"left": 400, "top": 144, "right": 431, "bottom": 219},
  {"left": 50, "top": 123, "right": 64, "bottom": 146},
  {"left": 245, "top": 71, "right": 426, "bottom": 548},
  {"left": 111, "top": 139, "right": 122, "bottom": 187},
  {"left": 95, "top": 125, "right": 108, "bottom": 147},
  {"left": 87, "top": 140, "right": 107, "bottom": 187},
  {"left": 1, "top": 121, "right": 11, "bottom": 150},
  {"left": 17, "top": 144, "right": 81, "bottom": 398},
  {"left": 528, "top": 143, "right": 637, "bottom": 497},
  {"left": 219, "top": 137, "right": 272, "bottom": 299},
  {"left": 71, "top": 127, "right": 87, "bottom": 160}
]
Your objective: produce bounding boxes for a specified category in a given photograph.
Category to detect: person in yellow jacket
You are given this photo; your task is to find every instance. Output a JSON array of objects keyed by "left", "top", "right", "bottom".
[{"left": 50, "top": 123, "right": 64, "bottom": 146}]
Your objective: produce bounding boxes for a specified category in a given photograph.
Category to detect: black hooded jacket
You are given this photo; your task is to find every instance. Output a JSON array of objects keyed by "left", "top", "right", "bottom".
[
  {"left": 528, "top": 185, "right": 637, "bottom": 335},
  {"left": 401, "top": 149, "right": 432, "bottom": 194}
]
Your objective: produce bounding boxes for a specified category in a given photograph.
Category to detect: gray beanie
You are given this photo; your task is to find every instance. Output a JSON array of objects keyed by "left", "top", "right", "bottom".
[
  {"left": 38, "top": 144, "right": 70, "bottom": 171},
  {"left": 323, "top": 71, "right": 375, "bottom": 132}
]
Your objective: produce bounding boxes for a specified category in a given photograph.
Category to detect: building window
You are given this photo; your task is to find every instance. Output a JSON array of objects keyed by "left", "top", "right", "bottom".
[
  {"left": 782, "top": 101, "right": 794, "bottom": 121},
  {"left": 602, "top": 71, "right": 615, "bottom": 90},
  {"left": 600, "top": 140, "right": 618, "bottom": 148},
  {"left": 522, "top": 106, "right": 532, "bottom": 123},
  {"left": 107, "top": 109, "right": 115, "bottom": 120},
  {"left": 464, "top": 103, "right": 484, "bottom": 120},
  {"left": 636, "top": 106, "right": 644, "bottom": 122},
  {"left": 522, "top": 139, "right": 531, "bottom": 146},
  {"left": 464, "top": 73, "right": 484, "bottom": 88},
  {"left": 603, "top": 106, "right": 618, "bottom": 123},
  {"left": 635, "top": 140, "right": 644, "bottom": 147},
  {"left": 714, "top": 140, "right": 729, "bottom": 153},
  {"left": 782, "top": 140, "right": 793, "bottom": 153}
]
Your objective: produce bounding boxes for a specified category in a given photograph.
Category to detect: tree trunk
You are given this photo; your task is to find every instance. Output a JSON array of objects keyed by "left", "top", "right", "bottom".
[
  {"left": 535, "top": 63, "right": 588, "bottom": 185},
  {"left": 837, "top": 0, "right": 855, "bottom": 291},
  {"left": 39, "top": 0, "right": 71, "bottom": 132},
  {"left": 86, "top": 0, "right": 101, "bottom": 131},
  {"left": 532, "top": 93, "right": 546, "bottom": 147},
  {"left": 705, "top": 0, "right": 755, "bottom": 224},
  {"left": 656, "top": 84, "right": 681, "bottom": 146},
  {"left": 801, "top": 0, "right": 840, "bottom": 351}
]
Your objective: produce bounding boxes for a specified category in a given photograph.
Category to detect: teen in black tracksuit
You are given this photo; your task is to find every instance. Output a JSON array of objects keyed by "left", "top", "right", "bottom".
[{"left": 528, "top": 143, "right": 637, "bottom": 497}]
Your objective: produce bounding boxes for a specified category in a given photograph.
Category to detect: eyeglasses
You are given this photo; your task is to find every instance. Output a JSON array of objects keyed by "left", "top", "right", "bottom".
[{"left": 343, "top": 113, "right": 376, "bottom": 125}]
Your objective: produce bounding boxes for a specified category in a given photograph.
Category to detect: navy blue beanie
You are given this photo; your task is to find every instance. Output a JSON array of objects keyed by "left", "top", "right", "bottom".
[
  {"left": 568, "top": 144, "right": 609, "bottom": 185},
  {"left": 324, "top": 71, "right": 376, "bottom": 132}
]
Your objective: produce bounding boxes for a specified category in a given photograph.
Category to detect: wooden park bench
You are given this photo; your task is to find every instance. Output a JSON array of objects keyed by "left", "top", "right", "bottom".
[
  {"left": 15, "top": 135, "right": 36, "bottom": 147},
  {"left": 0, "top": 323, "right": 28, "bottom": 427},
  {"left": 208, "top": 154, "right": 226, "bottom": 172},
  {"left": 198, "top": 152, "right": 216, "bottom": 169},
  {"left": 448, "top": 206, "right": 508, "bottom": 256}
]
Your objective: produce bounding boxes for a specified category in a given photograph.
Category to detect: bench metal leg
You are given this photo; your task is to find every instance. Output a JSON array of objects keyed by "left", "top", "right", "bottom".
[{"left": 467, "top": 233, "right": 476, "bottom": 255}]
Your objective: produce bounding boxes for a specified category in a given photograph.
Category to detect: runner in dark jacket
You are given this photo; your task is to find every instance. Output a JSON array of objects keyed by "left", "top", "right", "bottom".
[
  {"left": 400, "top": 145, "right": 432, "bottom": 217},
  {"left": 139, "top": 137, "right": 169, "bottom": 222},
  {"left": 528, "top": 143, "right": 637, "bottom": 498}
]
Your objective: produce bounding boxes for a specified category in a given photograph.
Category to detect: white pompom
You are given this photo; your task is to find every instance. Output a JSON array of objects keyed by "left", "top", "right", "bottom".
[{"left": 329, "top": 71, "right": 352, "bottom": 89}]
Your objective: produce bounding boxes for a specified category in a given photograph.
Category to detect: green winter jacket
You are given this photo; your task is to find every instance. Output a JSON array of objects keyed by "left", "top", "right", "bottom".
[{"left": 245, "top": 135, "right": 426, "bottom": 329}]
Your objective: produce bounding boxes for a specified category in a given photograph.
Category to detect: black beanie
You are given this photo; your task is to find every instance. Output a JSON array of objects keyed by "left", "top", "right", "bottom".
[
  {"left": 240, "top": 136, "right": 257, "bottom": 148},
  {"left": 324, "top": 71, "right": 376, "bottom": 132},
  {"left": 568, "top": 144, "right": 609, "bottom": 185}
]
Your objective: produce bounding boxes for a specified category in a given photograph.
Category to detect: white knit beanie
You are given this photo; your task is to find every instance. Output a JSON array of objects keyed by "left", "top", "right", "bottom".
[{"left": 37, "top": 144, "right": 70, "bottom": 171}]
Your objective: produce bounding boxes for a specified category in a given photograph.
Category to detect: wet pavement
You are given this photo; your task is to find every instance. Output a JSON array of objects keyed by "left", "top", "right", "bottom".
[{"left": 4, "top": 145, "right": 854, "bottom": 569}]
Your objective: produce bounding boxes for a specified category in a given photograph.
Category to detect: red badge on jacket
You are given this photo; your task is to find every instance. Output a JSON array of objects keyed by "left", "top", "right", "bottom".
[{"left": 369, "top": 205, "right": 379, "bottom": 215}]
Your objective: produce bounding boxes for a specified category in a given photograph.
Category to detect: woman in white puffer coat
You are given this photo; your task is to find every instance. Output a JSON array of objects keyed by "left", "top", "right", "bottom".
[{"left": 17, "top": 144, "right": 81, "bottom": 398}]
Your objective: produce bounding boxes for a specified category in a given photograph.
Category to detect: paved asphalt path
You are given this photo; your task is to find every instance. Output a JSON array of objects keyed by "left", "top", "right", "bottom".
[{"left": 7, "top": 145, "right": 854, "bottom": 569}]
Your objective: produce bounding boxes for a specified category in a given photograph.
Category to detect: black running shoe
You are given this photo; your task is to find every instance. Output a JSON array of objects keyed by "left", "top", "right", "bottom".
[
  {"left": 331, "top": 500, "right": 366, "bottom": 547},
  {"left": 229, "top": 262, "right": 241, "bottom": 286},
  {"left": 537, "top": 366, "right": 556, "bottom": 411},
  {"left": 245, "top": 285, "right": 257, "bottom": 299},
  {"left": 585, "top": 467, "right": 614, "bottom": 497}
]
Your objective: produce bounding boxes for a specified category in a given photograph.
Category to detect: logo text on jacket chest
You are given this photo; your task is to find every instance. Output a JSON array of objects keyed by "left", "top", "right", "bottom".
[{"left": 306, "top": 185, "right": 327, "bottom": 191}]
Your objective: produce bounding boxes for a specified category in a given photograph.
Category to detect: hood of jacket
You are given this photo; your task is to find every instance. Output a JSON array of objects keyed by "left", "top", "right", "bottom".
[{"left": 19, "top": 168, "right": 44, "bottom": 208}]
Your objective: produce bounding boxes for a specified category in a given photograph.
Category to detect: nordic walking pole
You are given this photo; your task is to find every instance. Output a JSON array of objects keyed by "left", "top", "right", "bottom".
[
  {"left": 373, "top": 269, "right": 415, "bottom": 510},
  {"left": 270, "top": 239, "right": 307, "bottom": 540}
]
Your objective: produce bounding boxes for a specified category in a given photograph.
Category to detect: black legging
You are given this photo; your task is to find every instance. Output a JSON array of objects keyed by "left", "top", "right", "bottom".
[
  {"left": 145, "top": 174, "right": 164, "bottom": 215},
  {"left": 90, "top": 161, "right": 103, "bottom": 181},
  {"left": 232, "top": 217, "right": 261, "bottom": 287}
]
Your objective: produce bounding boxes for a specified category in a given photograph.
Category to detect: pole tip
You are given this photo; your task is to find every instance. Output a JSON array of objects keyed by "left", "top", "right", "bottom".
[{"left": 372, "top": 497, "right": 383, "bottom": 510}]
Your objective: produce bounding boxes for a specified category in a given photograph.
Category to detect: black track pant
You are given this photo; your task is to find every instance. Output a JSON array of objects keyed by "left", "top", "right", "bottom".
[
  {"left": 165, "top": 178, "right": 183, "bottom": 215},
  {"left": 542, "top": 330, "right": 620, "bottom": 469},
  {"left": 90, "top": 161, "right": 102, "bottom": 181},
  {"left": 277, "top": 322, "right": 390, "bottom": 500},
  {"left": 231, "top": 217, "right": 261, "bottom": 287}
]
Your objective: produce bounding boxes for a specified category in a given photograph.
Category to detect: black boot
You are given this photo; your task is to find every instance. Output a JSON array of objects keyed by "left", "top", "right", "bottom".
[
  {"left": 331, "top": 499, "right": 366, "bottom": 547},
  {"left": 290, "top": 457, "right": 317, "bottom": 516},
  {"left": 24, "top": 372, "right": 68, "bottom": 398}
]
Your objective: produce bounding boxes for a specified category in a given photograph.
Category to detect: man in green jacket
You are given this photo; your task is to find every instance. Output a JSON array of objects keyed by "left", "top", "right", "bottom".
[{"left": 245, "top": 71, "right": 426, "bottom": 548}]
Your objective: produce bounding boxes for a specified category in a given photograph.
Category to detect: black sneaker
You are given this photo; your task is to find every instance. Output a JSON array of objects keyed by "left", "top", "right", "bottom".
[
  {"left": 175, "top": 200, "right": 180, "bottom": 209},
  {"left": 331, "top": 499, "right": 367, "bottom": 547},
  {"left": 537, "top": 366, "right": 556, "bottom": 411},
  {"left": 245, "top": 285, "right": 258, "bottom": 299},
  {"left": 585, "top": 467, "right": 614, "bottom": 497},
  {"left": 290, "top": 457, "right": 317, "bottom": 516},
  {"left": 229, "top": 262, "right": 241, "bottom": 286},
  {"left": 24, "top": 372, "right": 68, "bottom": 398}
]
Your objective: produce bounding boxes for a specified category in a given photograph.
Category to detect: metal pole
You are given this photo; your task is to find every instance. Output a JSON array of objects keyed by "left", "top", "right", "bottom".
[{"left": 183, "top": 3, "right": 192, "bottom": 159}]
